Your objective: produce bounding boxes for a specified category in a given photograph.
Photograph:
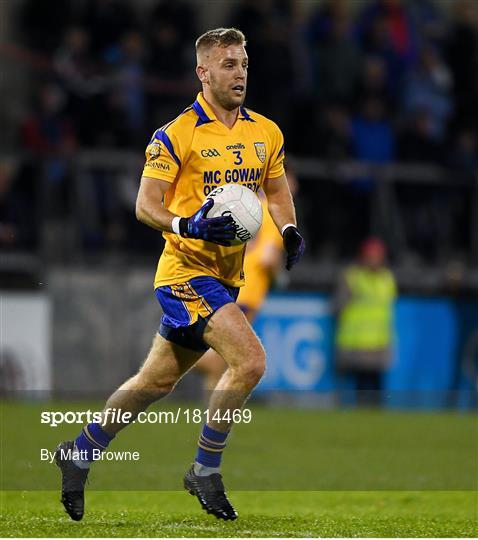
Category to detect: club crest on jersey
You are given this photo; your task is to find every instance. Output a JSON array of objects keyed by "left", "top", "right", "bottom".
[
  {"left": 146, "top": 141, "right": 161, "bottom": 160},
  {"left": 254, "top": 142, "right": 266, "bottom": 163}
]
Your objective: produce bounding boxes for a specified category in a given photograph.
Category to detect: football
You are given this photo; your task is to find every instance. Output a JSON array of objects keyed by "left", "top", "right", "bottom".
[{"left": 206, "top": 184, "right": 263, "bottom": 245}]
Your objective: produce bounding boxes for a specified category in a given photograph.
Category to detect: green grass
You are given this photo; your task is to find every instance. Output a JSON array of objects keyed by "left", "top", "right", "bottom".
[
  {"left": 1, "top": 490, "right": 476, "bottom": 537},
  {"left": 1, "top": 401, "right": 477, "bottom": 536}
]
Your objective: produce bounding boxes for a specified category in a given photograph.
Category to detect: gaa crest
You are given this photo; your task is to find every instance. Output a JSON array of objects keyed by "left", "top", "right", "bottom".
[
  {"left": 254, "top": 142, "right": 266, "bottom": 163},
  {"left": 146, "top": 141, "right": 161, "bottom": 160}
]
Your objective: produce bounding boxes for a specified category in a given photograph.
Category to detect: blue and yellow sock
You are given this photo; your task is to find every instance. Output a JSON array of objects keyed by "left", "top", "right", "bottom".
[
  {"left": 195, "top": 424, "right": 229, "bottom": 475},
  {"left": 74, "top": 422, "right": 115, "bottom": 467}
]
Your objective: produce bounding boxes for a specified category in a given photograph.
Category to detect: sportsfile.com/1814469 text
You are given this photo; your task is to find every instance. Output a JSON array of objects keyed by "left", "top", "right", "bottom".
[{"left": 40, "top": 408, "right": 253, "bottom": 427}]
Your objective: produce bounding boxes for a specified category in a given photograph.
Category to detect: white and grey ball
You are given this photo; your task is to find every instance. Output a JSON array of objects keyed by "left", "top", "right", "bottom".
[{"left": 206, "top": 184, "right": 263, "bottom": 245}]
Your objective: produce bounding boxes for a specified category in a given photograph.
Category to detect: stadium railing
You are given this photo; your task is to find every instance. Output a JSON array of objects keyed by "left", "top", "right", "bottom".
[{"left": 3, "top": 151, "right": 478, "bottom": 295}]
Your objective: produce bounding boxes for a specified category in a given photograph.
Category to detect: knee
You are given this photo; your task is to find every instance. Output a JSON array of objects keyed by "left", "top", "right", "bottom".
[
  {"left": 237, "top": 344, "right": 266, "bottom": 386},
  {"left": 134, "top": 370, "right": 178, "bottom": 401}
]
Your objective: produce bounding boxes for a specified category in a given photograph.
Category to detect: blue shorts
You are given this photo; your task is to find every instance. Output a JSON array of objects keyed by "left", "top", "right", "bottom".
[{"left": 155, "top": 276, "right": 239, "bottom": 352}]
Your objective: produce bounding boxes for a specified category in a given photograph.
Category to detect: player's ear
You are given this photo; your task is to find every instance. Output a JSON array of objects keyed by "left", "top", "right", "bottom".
[{"left": 196, "top": 65, "right": 209, "bottom": 84}]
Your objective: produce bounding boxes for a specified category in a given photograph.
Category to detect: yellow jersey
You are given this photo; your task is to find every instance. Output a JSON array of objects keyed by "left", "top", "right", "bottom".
[
  {"left": 142, "top": 92, "right": 285, "bottom": 289},
  {"left": 238, "top": 198, "right": 283, "bottom": 311}
]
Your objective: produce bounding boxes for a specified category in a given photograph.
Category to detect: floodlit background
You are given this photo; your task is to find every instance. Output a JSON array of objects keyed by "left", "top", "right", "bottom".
[{"left": 1, "top": 0, "right": 477, "bottom": 408}]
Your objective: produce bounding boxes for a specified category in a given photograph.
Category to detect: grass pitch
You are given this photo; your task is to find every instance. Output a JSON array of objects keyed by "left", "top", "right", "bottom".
[
  {"left": 1, "top": 490, "right": 476, "bottom": 537},
  {"left": 1, "top": 401, "right": 477, "bottom": 537}
]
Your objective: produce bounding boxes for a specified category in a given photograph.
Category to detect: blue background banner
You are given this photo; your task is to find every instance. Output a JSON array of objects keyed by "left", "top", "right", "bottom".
[{"left": 253, "top": 294, "right": 478, "bottom": 409}]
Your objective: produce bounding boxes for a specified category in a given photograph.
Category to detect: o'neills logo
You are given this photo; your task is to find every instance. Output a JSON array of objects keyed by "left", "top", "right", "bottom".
[{"left": 226, "top": 143, "right": 245, "bottom": 150}]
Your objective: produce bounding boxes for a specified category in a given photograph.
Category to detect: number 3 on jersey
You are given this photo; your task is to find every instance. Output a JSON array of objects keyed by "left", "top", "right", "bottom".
[{"left": 233, "top": 150, "right": 243, "bottom": 165}]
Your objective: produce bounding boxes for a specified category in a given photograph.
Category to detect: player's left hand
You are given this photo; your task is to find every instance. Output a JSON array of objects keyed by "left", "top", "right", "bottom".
[{"left": 282, "top": 226, "right": 305, "bottom": 270}]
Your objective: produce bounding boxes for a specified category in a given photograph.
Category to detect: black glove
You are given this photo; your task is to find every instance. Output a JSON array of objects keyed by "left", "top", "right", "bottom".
[
  {"left": 283, "top": 226, "right": 305, "bottom": 270},
  {"left": 179, "top": 198, "right": 236, "bottom": 246}
]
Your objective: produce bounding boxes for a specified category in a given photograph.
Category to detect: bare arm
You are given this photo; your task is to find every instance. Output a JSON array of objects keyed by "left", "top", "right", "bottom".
[
  {"left": 263, "top": 172, "right": 305, "bottom": 270},
  {"left": 262, "top": 173, "right": 297, "bottom": 233},
  {"left": 135, "top": 175, "right": 236, "bottom": 245},
  {"left": 135, "top": 176, "right": 177, "bottom": 232}
]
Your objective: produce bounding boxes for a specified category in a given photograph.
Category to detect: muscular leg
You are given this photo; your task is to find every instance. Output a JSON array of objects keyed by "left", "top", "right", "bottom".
[
  {"left": 101, "top": 333, "right": 203, "bottom": 435},
  {"left": 203, "top": 303, "right": 265, "bottom": 432},
  {"left": 182, "top": 302, "right": 264, "bottom": 519},
  {"left": 56, "top": 332, "right": 202, "bottom": 522},
  {"left": 195, "top": 308, "right": 258, "bottom": 392}
]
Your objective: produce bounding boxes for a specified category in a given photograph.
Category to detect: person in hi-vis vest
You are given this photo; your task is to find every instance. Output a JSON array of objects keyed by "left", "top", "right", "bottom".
[{"left": 334, "top": 237, "right": 397, "bottom": 405}]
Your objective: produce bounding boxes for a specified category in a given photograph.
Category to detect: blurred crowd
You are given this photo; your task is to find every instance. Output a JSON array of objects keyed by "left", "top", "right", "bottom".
[{"left": 2, "top": 0, "right": 478, "bottom": 270}]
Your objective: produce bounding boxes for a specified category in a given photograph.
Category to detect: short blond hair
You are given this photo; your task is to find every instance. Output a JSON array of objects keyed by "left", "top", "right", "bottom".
[{"left": 195, "top": 28, "right": 246, "bottom": 55}]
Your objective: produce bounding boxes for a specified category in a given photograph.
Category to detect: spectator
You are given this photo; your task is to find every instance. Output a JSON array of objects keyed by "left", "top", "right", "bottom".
[
  {"left": 307, "top": 0, "right": 348, "bottom": 46},
  {"left": 351, "top": 97, "right": 395, "bottom": 163},
  {"left": 54, "top": 27, "right": 108, "bottom": 144},
  {"left": 334, "top": 237, "right": 397, "bottom": 406},
  {"left": 55, "top": 27, "right": 96, "bottom": 97},
  {"left": 21, "top": 84, "right": 77, "bottom": 155},
  {"left": 332, "top": 98, "right": 396, "bottom": 257},
  {"left": 21, "top": 84, "right": 77, "bottom": 214},
  {"left": 355, "top": 55, "right": 393, "bottom": 109},
  {"left": 355, "top": 0, "right": 417, "bottom": 94},
  {"left": 402, "top": 46, "right": 453, "bottom": 141},
  {"left": 312, "top": 12, "right": 362, "bottom": 105},
  {"left": 113, "top": 31, "right": 146, "bottom": 145}
]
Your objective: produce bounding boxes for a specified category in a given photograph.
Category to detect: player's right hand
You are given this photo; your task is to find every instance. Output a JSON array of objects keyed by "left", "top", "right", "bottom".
[{"left": 179, "top": 199, "right": 236, "bottom": 246}]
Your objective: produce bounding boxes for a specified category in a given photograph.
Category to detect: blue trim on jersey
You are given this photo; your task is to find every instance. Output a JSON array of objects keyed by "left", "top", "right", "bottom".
[
  {"left": 192, "top": 100, "right": 213, "bottom": 127},
  {"left": 192, "top": 99, "right": 254, "bottom": 125},
  {"left": 277, "top": 143, "right": 285, "bottom": 157},
  {"left": 240, "top": 106, "right": 255, "bottom": 122},
  {"left": 153, "top": 129, "right": 181, "bottom": 167}
]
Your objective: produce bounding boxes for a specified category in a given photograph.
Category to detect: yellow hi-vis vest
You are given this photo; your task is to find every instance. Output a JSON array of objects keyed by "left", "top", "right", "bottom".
[{"left": 336, "top": 266, "right": 396, "bottom": 351}]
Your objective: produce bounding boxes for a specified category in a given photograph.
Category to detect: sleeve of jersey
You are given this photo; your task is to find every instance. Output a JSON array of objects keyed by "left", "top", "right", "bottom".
[
  {"left": 266, "top": 124, "right": 285, "bottom": 179},
  {"left": 141, "top": 128, "right": 181, "bottom": 183}
]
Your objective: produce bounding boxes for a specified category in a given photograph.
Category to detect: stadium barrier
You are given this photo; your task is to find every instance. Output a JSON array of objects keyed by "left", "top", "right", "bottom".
[
  {"left": 3, "top": 267, "right": 476, "bottom": 409},
  {"left": 8, "top": 150, "right": 472, "bottom": 293},
  {"left": 255, "top": 292, "right": 478, "bottom": 410}
]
